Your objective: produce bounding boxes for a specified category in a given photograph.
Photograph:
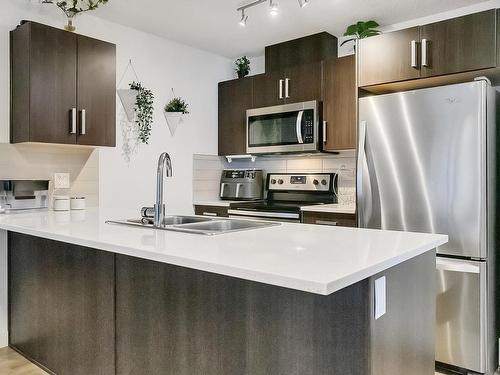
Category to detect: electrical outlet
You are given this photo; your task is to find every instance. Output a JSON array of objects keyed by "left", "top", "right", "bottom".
[{"left": 54, "top": 173, "right": 70, "bottom": 189}]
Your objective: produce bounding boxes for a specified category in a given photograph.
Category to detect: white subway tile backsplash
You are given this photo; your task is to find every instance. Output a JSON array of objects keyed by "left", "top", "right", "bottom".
[
  {"left": 193, "top": 154, "right": 357, "bottom": 204},
  {"left": 0, "top": 144, "right": 99, "bottom": 207}
]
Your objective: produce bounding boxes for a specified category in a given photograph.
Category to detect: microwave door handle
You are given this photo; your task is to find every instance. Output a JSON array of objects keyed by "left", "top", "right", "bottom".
[{"left": 296, "top": 111, "right": 304, "bottom": 144}]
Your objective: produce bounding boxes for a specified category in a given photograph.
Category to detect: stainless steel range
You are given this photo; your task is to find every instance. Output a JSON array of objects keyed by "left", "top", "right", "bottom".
[{"left": 228, "top": 173, "right": 337, "bottom": 222}]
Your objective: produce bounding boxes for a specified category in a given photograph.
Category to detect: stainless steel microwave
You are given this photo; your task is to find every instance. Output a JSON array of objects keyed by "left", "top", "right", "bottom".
[{"left": 246, "top": 101, "right": 319, "bottom": 154}]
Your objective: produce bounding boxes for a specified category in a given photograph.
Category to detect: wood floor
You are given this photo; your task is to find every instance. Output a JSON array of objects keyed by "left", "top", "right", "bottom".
[{"left": 0, "top": 347, "right": 48, "bottom": 375}]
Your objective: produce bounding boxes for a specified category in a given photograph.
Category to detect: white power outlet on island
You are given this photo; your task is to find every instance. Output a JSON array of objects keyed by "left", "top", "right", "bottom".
[{"left": 54, "top": 173, "right": 70, "bottom": 189}]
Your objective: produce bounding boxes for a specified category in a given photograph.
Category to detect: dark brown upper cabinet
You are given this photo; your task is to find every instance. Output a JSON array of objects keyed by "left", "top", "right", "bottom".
[
  {"left": 358, "top": 27, "right": 421, "bottom": 87},
  {"left": 252, "top": 71, "right": 284, "bottom": 108},
  {"left": 11, "top": 21, "right": 116, "bottom": 146},
  {"left": 265, "top": 32, "right": 337, "bottom": 72},
  {"left": 218, "top": 77, "right": 253, "bottom": 156},
  {"left": 420, "top": 10, "right": 496, "bottom": 78},
  {"left": 358, "top": 10, "right": 498, "bottom": 88},
  {"left": 252, "top": 62, "right": 323, "bottom": 108},
  {"left": 323, "top": 56, "right": 356, "bottom": 151}
]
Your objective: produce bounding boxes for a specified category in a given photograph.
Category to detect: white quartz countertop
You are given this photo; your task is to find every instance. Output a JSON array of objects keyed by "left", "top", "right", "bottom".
[
  {"left": 0, "top": 209, "right": 447, "bottom": 295},
  {"left": 300, "top": 204, "right": 356, "bottom": 215}
]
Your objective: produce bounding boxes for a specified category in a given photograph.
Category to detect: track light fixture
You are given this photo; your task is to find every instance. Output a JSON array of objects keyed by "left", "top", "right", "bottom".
[
  {"left": 237, "top": 0, "right": 308, "bottom": 26},
  {"left": 239, "top": 9, "right": 248, "bottom": 26},
  {"left": 269, "top": 0, "right": 279, "bottom": 16}
]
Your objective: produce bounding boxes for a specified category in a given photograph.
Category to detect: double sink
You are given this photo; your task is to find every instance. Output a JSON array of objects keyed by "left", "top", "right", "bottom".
[{"left": 106, "top": 215, "right": 280, "bottom": 236}]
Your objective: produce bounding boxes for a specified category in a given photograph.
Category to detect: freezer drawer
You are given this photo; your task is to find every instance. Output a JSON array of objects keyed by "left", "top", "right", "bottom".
[{"left": 436, "top": 258, "right": 487, "bottom": 373}]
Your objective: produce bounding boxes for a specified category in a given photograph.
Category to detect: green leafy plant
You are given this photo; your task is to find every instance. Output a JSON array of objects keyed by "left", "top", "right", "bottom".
[
  {"left": 47, "top": 0, "right": 109, "bottom": 16},
  {"left": 165, "top": 97, "right": 189, "bottom": 115},
  {"left": 235, "top": 56, "right": 251, "bottom": 79},
  {"left": 130, "top": 81, "right": 154, "bottom": 144},
  {"left": 42, "top": 0, "right": 109, "bottom": 31},
  {"left": 341, "top": 20, "right": 381, "bottom": 47}
]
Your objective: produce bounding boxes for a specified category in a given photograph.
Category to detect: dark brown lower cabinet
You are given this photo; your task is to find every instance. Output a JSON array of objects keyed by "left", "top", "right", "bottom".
[
  {"left": 302, "top": 210, "right": 357, "bottom": 227},
  {"left": 194, "top": 204, "right": 229, "bottom": 217},
  {"left": 8, "top": 232, "right": 115, "bottom": 375},
  {"left": 8, "top": 233, "right": 435, "bottom": 375}
]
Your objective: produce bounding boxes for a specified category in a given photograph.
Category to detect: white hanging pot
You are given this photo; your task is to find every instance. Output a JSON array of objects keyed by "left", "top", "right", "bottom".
[
  {"left": 117, "top": 89, "right": 137, "bottom": 122},
  {"left": 164, "top": 111, "right": 184, "bottom": 136}
]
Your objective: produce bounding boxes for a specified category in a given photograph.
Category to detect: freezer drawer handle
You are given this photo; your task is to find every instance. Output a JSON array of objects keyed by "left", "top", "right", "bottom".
[{"left": 436, "top": 258, "right": 480, "bottom": 274}]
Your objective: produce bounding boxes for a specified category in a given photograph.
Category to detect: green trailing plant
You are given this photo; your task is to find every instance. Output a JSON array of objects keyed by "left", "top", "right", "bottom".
[
  {"left": 165, "top": 97, "right": 189, "bottom": 115},
  {"left": 235, "top": 56, "right": 251, "bottom": 79},
  {"left": 130, "top": 81, "right": 154, "bottom": 144},
  {"left": 341, "top": 20, "right": 381, "bottom": 47}
]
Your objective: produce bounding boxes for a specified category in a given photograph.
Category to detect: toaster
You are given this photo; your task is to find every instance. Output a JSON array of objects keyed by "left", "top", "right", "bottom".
[{"left": 220, "top": 170, "right": 263, "bottom": 201}]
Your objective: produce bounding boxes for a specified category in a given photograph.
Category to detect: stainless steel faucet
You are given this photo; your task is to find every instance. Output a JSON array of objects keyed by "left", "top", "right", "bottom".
[{"left": 154, "top": 152, "right": 173, "bottom": 227}]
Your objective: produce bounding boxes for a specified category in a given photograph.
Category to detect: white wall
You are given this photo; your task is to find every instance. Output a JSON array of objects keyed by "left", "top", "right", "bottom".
[{"left": 0, "top": 0, "right": 234, "bottom": 217}]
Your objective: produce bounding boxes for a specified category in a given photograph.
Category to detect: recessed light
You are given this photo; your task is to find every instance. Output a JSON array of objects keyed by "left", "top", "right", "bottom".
[{"left": 298, "top": 0, "right": 309, "bottom": 7}]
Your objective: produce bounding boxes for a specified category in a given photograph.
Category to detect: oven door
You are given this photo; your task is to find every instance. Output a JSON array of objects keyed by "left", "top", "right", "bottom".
[
  {"left": 228, "top": 209, "right": 300, "bottom": 223},
  {"left": 247, "top": 101, "right": 319, "bottom": 154}
]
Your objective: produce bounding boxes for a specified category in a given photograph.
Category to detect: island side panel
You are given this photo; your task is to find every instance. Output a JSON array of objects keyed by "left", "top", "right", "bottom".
[
  {"left": 0, "top": 230, "right": 6, "bottom": 348},
  {"left": 115, "top": 254, "right": 370, "bottom": 375},
  {"left": 370, "top": 250, "right": 436, "bottom": 375},
  {"left": 8, "top": 232, "right": 115, "bottom": 375}
]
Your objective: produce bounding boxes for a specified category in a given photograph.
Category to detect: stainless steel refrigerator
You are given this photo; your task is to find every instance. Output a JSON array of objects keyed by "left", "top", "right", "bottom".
[{"left": 358, "top": 80, "right": 499, "bottom": 374}]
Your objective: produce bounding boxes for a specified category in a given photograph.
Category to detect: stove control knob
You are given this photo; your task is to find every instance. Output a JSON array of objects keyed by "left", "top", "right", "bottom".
[
  {"left": 271, "top": 179, "right": 277, "bottom": 185},
  {"left": 278, "top": 179, "right": 284, "bottom": 185},
  {"left": 313, "top": 179, "right": 319, "bottom": 186},
  {"left": 321, "top": 179, "right": 328, "bottom": 186}
]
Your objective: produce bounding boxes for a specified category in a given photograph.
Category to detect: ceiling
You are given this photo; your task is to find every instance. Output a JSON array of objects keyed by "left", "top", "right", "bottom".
[{"left": 93, "top": 0, "right": 490, "bottom": 58}]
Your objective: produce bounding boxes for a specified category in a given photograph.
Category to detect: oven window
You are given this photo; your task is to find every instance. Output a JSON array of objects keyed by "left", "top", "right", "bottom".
[{"left": 248, "top": 111, "right": 301, "bottom": 147}]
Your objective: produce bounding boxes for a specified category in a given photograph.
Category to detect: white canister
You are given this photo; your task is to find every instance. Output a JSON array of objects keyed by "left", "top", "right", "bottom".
[
  {"left": 70, "top": 197, "right": 86, "bottom": 210},
  {"left": 53, "top": 195, "right": 70, "bottom": 211}
]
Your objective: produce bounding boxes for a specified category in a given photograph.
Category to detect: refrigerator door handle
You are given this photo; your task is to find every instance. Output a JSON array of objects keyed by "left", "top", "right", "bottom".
[
  {"left": 436, "top": 258, "right": 480, "bottom": 274},
  {"left": 357, "top": 121, "right": 367, "bottom": 226}
]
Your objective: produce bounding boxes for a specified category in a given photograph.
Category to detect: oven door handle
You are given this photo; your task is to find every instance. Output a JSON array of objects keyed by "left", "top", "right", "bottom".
[
  {"left": 296, "top": 110, "right": 304, "bottom": 144},
  {"left": 227, "top": 209, "right": 300, "bottom": 220}
]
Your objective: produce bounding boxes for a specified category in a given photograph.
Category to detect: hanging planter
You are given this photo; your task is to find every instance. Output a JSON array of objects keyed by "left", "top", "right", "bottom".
[
  {"left": 116, "top": 61, "right": 155, "bottom": 144},
  {"left": 117, "top": 88, "right": 137, "bottom": 122},
  {"left": 164, "top": 90, "right": 189, "bottom": 136}
]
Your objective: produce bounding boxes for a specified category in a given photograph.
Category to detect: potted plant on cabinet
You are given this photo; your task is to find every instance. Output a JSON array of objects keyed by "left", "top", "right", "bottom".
[
  {"left": 41, "top": 0, "right": 110, "bottom": 32},
  {"left": 164, "top": 92, "right": 189, "bottom": 136},
  {"left": 340, "top": 20, "right": 381, "bottom": 52},
  {"left": 235, "top": 56, "right": 251, "bottom": 79}
]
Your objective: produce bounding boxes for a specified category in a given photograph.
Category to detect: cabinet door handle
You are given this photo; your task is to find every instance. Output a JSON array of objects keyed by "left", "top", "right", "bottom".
[
  {"left": 70, "top": 108, "right": 77, "bottom": 134},
  {"left": 279, "top": 79, "right": 284, "bottom": 99},
  {"left": 315, "top": 220, "right": 338, "bottom": 226},
  {"left": 323, "top": 121, "right": 327, "bottom": 143},
  {"left": 202, "top": 212, "right": 218, "bottom": 217},
  {"left": 421, "top": 39, "right": 429, "bottom": 67},
  {"left": 80, "top": 109, "right": 86, "bottom": 135},
  {"left": 285, "top": 78, "right": 290, "bottom": 98},
  {"left": 410, "top": 40, "right": 418, "bottom": 68}
]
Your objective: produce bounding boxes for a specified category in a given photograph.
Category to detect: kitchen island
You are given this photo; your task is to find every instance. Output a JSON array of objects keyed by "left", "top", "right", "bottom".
[{"left": 0, "top": 209, "right": 447, "bottom": 375}]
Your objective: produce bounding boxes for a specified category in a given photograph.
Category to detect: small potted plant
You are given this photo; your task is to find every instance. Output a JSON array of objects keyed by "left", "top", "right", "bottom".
[
  {"left": 235, "top": 56, "right": 251, "bottom": 79},
  {"left": 341, "top": 20, "right": 381, "bottom": 52},
  {"left": 42, "top": 0, "right": 110, "bottom": 32},
  {"left": 164, "top": 90, "right": 190, "bottom": 136}
]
